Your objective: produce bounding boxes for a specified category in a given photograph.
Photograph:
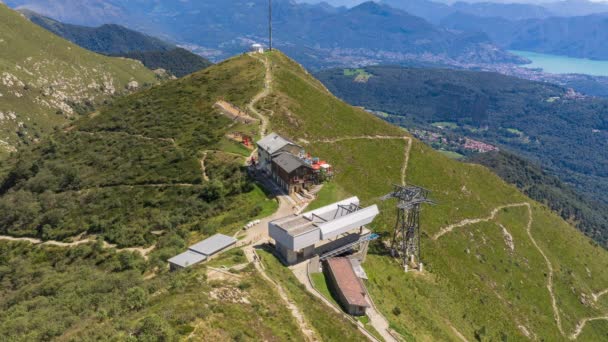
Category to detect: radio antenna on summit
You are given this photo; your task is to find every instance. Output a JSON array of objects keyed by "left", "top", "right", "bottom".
[{"left": 269, "top": 0, "right": 273, "bottom": 51}]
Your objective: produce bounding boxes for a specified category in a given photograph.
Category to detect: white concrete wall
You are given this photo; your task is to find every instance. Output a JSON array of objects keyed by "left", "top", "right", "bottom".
[{"left": 269, "top": 222, "right": 321, "bottom": 250}]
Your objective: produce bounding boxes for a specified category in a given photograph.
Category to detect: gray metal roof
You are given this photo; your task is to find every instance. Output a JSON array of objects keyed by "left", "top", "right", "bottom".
[
  {"left": 257, "top": 132, "right": 299, "bottom": 155},
  {"left": 188, "top": 234, "right": 237, "bottom": 256},
  {"left": 168, "top": 250, "right": 207, "bottom": 268},
  {"left": 272, "top": 152, "right": 311, "bottom": 174}
]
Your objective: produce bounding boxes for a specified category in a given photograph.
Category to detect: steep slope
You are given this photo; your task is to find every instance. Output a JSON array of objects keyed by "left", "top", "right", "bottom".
[
  {"left": 0, "top": 53, "right": 367, "bottom": 341},
  {"left": 21, "top": 10, "right": 212, "bottom": 78},
  {"left": 0, "top": 4, "right": 159, "bottom": 157},
  {"left": 0, "top": 56, "right": 266, "bottom": 246},
  {"left": 112, "top": 48, "right": 212, "bottom": 78},
  {"left": 468, "top": 151, "right": 608, "bottom": 248},
  {"left": 316, "top": 66, "right": 608, "bottom": 211},
  {"left": 1, "top": 50, "right": 607, "bottom": 340},
  {"left": 21, "top": 9, "right": 173, "bottom": 54},
  {"left": 258, "top": 52, "right": 608, "bottom": 340}
]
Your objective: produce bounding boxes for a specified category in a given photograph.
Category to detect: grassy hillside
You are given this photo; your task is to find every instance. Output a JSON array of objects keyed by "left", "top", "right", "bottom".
[
  {"left": 468, "top": 151, "right": 608, "bottom": 248},
  {"left": 0, "top": 54, "right": 266, "bottom": 339},
  {"left": 0, "top": 4, "right": 159, "bottom": 158},
  {"left": 316, "top": 65, "right": 608, "bottom": 206},
  {"left": 0, "top": 52, "right": 369, "bottom": 341},
  {"left": 0, "top": 241, "right": 306, "bottom": 341},
  {"left": 261, "top": 51, "right": 608, "bottom": 341},
  {"left": 317, "top": 65, "right": 608, "bottom": 245},
  {"left": 0, "top": 55, "right": 267, "bottom": 247},
  {"left": 1, "top": 50, "right": 607, "bottom": 340}
]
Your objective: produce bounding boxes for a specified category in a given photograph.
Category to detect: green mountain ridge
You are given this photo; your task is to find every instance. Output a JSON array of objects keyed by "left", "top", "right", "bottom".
[
  {"left": 0, "top": 51, "right": 607, "bottom": 340},
  {"left": 0, "top": 4, "right": 159, "bottom": 158},
  {"left": 316, "top": 65, "right": 608, "bottom": 242},
  {"left": 20, "top": 9, "right": 174, "bottom": 54},
  {"left": 21, "top": 9, "right": 212, "bottom": 78},
  {"left": 111, "top": 48, "right": 213, "bottom": 78}
]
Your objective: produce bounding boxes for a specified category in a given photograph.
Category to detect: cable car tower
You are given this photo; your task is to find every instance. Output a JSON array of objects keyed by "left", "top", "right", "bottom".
[{"left": 381, "top": 185, "right": 433, "bottom": 271}]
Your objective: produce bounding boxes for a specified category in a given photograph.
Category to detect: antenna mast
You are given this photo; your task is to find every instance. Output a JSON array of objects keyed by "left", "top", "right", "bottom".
[{"left": 269, "top": 0, "right": 273, "bottom": 51}]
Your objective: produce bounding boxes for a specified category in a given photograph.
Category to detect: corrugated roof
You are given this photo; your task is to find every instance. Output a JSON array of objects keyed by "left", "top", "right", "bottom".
[
  {"left": 326, "top": 257, "right": 370, "bottom": 308},
  {"left": 272, "top": 152, "right": 311, "bottom": 174},
  {"left": 188, "top": 234, "right": 237, "bottom": 256},
  {"left": 257, "top": 132, "right": 299, "bottom": 155},
  {"left": 168, "top": 251, "right": 207, "bottom": 268}
]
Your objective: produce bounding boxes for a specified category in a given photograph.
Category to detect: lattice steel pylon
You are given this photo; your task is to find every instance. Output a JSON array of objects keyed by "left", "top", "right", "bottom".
[{"left": 381, "top": 185, "right": 433, "bottom": 270}]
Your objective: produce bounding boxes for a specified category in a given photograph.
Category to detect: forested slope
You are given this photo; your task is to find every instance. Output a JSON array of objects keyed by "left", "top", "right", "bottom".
[
  {"left": 317, "top": 66, "right": 608, "bottom": 212},
  {"left": 0, "top": 53, "right": 366, "bottom": 341},
  {"left": 1, "top": 50, "right": 607, "bottom": 341}
]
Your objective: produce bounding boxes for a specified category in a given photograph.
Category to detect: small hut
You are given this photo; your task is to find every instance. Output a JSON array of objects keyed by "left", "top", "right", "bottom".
[{"left": 250, "top": 43, "right": 264, "bottom": 54}]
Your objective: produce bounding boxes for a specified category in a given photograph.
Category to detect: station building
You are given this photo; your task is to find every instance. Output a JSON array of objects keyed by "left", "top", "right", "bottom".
[{"left": 268, "top": 197, "right": 379, "bottom": 265}]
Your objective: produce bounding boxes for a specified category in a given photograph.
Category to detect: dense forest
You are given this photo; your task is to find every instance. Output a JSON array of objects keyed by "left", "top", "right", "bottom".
[
  {"left": 468, "top": 151, "right": 608, "bottom": 248},
  {"left": 114, "top": 48, "right": 213, "bottom": 78},
  {"left": 316, "top": 66, "right": 608, "bottom": 206}
]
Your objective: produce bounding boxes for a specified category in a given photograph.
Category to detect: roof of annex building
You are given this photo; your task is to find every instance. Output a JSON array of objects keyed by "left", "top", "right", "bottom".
[
  {"left": 257, "top": 132, "right": 300, "bottom": 155},
  {"left": 326, "top": 257, "right": 370, "bottom": 307}
]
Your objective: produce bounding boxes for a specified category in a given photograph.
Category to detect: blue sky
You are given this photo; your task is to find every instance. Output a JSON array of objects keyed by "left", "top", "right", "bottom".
[{"left": 296, "top": 0, "right": 608, "bottom": 6}]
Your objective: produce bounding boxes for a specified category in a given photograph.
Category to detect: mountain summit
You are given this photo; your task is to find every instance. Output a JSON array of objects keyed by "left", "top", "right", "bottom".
[{"left": 1, "top": 50, "right": 607, "bottom": 340}]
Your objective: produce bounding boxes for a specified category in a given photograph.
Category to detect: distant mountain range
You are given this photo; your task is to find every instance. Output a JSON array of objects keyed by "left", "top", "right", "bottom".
[
  {"left": 20, "top": 9, "right": 173, "bottom": 54},
  {"left": 21, "top": 10, "right": 212, "bottom": 77},
  {"left": 3, "top": 0, "right": 525, "bottom": 69},
  {"left": 382, "top": 0, "right": 554, "bottom": 23},
  {"left": 380, "top": 0, "right": 608, "bottom": 60},
  {"left": 442, "top": 12, "right": 608, "bottom": 60},
  {"left": 382, "top": 0, "right": 608, "bottom": 21}
]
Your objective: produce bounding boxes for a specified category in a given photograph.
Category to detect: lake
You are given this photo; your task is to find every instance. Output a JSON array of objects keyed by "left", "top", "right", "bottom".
[{"left": 510, "top": 50, "right": 608, "bottom": 77}]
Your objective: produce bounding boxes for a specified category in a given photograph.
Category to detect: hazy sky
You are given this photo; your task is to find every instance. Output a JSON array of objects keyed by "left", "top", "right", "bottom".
[{"left": 296, "top": 0, "right": 608, "bottom": 7}]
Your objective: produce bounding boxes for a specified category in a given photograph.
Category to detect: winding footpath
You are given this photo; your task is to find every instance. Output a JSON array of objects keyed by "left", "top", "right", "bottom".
[
  {"left": 242, "top": 53, "right": 409, "bottom": 341},
  {"left": 433, "top": 202, "right": 608, "bottom": 340},
  {"left": 246, "top": 53, "right": 273, "bottom": 164},
  {"left": 241, "top": 54, "right": 319, "bottom": 341},
  {"left": 241, "top": 195, "right": 318, "bottom": 341},
  {"left": 200, "top": 151, "right": 210, "bottom": 182},
  {"left": 0, "top": 235, "right": 155, "bottom": 259},
  {"left": 313, "top": 135, "right": 412, "bottom": 186},
  {"left": 592, "top": 289, "right": 608, "bottom": 302}
]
